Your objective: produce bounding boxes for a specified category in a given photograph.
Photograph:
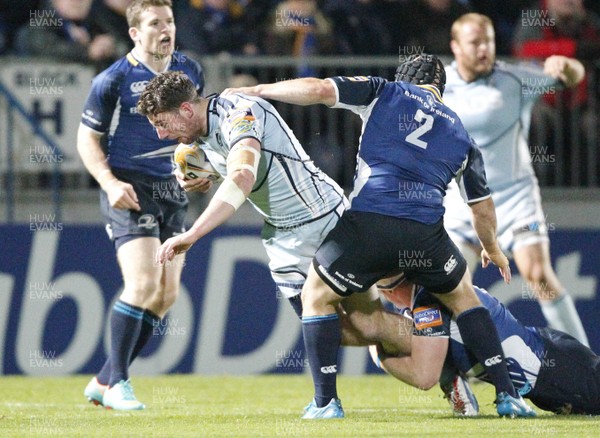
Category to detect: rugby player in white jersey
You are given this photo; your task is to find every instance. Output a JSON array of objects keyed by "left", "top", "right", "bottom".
[
  {"left": 137, "top": 70, "right": 407, "bottom": 377},
  {"left": 443, "top": 13, "right": 588, "bottom": 345}
]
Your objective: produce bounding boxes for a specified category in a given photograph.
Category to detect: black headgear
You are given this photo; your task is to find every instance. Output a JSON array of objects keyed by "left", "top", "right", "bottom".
[{"left": 395, "top": 54, "right": 446, "bottom": 95}]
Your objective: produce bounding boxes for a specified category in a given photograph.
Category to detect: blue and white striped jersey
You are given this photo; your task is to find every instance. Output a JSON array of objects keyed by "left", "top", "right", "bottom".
[
  {"left": 81, "top": 51, "right": 204, "bottom": 178},
  {"left": 327, "top": 76, "right": 490, "bottom": 225},
  {"left": 412, "top": 285, "right": 546, "bottom": 393},
  {"left": 443, "top": 61, "right": 559, "bottom": 189},
  {"left": 199, "top": 94, "right": 346, "bottom": 228}
]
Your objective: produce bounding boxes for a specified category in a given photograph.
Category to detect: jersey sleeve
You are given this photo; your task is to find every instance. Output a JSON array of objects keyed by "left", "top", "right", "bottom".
[
  {"left": 80, "top": 69, "right": 122, "bottom": 133},
  {"left": 412, "top": 288, "right": 451, "bottom": 338},
  {"left": 456, "top": 141, "right": 491, "bottom": 204},
  {"left": 327, "top": 76, "right": 388, "bottom": 112},
  {"left": 505, "top": 61, "right": 562, "bottom": 102},
  {"left": 188, "top": 57, "right": 205, "bottom": 96},
  {"left": 221, "top": 99, "right": 263, "bottom": 148}
]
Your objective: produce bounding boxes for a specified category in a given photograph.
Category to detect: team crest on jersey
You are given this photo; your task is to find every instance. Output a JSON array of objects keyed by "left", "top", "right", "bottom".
[
  {"left": 226, "top": 108, "right": 258, "bottom": 138},
  {"left": 413, "top": 306, "right": 443, "bottom": 330}
]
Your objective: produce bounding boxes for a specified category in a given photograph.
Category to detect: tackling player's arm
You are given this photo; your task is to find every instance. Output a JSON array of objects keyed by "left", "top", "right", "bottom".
[
  {"left": 222, "top": 78, "right": 337, "bottom": 107},
  {"left": 155, "top": 138, "right": 260, "bottom": 264},
  {"left": 76, "top": 124, "right": 140, "bottom": 211},
  {"left": 371, "top": 335, "right": 448, "bottom": 390}
]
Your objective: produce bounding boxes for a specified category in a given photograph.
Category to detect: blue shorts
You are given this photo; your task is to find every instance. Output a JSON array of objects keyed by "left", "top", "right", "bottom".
[
  {"left": 100, "top": 168, "right": 189, "bottom": 251},
  {"left": 528, "top": 328, "right": 600, "bottom": 415},
  {"left": 313, "top": 211, "right": 467, "bottom": 296}
]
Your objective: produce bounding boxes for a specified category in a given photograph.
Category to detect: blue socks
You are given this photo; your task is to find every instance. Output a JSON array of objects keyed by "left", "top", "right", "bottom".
[
  {"left": 97, "top": 305, "right": 161, "bottom": 386},
  {"left": 456, "top": 306, "right": 516, "bottom": 397},
  {"left": 106, "top": 300, "right": 144, "bottom": 387},
  {"left": 302, "top": 313, "right": 341, "bottom": 407}
]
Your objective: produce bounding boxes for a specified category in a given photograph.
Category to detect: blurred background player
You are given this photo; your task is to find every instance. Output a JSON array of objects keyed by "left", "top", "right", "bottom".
[
  {"left": 76, "top": 0, "right": 204, "bottom": 410},
  {"left": 137, "top": 70, "right": 408, "bottom": 384},
  {"left": 371, "top": 279, "right": 600, "bottom": 416},
  {"left": 223, "top": 54, "right": 536, "bottom": 418},
  {"left": 442, "top": 13, "right": 589, "bottom": 346}
]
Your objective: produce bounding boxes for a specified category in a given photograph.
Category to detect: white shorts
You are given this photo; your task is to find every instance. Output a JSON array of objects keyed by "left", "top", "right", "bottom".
[
  {"left": 444, "top": 177, "right": 548, "bottom": 255},
  {"left": 261, "top": 202, "right": 346, "bottom": 299}
]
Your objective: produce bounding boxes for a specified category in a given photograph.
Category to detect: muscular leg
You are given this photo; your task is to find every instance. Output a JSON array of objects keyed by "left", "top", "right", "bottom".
[
  {"left": 301, "top": 264, "right": 345, "bottom": 408},
  {"left": 513, "top": 241, "right": 589, "bottom": 346},
  {"left": 98, "top": 238, "right": 185, "bottom": 385}
]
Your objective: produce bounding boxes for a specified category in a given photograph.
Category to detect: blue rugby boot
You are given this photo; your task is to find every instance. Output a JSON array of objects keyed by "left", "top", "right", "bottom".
[
  {"left": 495, "top": 392, "right": 536, "bottom": 418},
  {"left": 302, "top": 398, "right": 344, "bottom": 419}
]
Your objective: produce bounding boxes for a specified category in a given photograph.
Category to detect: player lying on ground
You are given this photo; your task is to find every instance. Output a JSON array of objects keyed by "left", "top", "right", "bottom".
[{"left": 367, "top": 277, "right": 600, "bottom": 415}]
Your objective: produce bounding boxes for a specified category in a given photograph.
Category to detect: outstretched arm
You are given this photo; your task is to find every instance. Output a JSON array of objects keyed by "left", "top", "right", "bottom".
[
  {"left": 155, "top": 138, "right": 260, "bottom": 264},
  {"left": 222, "top": 78, "right": 337, "bottom": 106}
]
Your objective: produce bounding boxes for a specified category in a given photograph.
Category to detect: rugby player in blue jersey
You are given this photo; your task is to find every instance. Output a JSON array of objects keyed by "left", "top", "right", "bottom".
[
  {"left": 223, "top": 54, "right": 536, "bottom": 418},
  {"left": 371, "top": 278, "right": 600, "bottom": 416},
  {"left": 77, "top": 0, "right": 204, "bottom": 410},
  {"left": 443, "top": 13, "right": 589, "bottom": 346}
]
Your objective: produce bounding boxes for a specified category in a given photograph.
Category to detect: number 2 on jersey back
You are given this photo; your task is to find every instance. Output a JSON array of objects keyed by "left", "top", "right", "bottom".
[{"left": 405, "top": 109, "right": 433, "bottom": 149}]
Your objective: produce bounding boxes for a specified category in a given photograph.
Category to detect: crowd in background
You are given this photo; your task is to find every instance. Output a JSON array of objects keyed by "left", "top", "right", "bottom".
[
  {"left": 2, "top": 0, "right": 599, "bottom": 64},
  {"left": 1, "top": 0, "right": 599, "bottom": 188}
]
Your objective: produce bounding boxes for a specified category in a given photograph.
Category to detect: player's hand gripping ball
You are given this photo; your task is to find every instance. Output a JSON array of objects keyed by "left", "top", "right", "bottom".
[{"left": 174, "top": 143, "right": 222, "bottom": 182}]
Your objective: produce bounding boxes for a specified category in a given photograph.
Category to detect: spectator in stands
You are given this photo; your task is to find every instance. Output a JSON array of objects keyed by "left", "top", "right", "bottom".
[
  {"left": 175, "top": 0, "right": 259, "bottom": 56},
  {"left": 398, "top": 0, "right": 471, "bottom": 56},
  {"left": 263, "top": 0, "right": 335, "bottom": 76},
  {"left": 16, "top": 0, "right": 122, "bottom": 69},
  {"left": 0, "top": 0, "right": 41, "bottom": 55},
  {"left": 89, "top": 0, "right": 134, "bottom": 59},
  {"left": 513, "top": 0, "right": 600, "bottom": 185},
  {"left": 323, "top": 0, "right": 393, "bottom": 55}
]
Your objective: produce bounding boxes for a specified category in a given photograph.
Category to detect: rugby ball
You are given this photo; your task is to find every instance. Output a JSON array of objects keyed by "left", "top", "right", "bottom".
[{"left": 174, "top": 143, "right": 222, "bottom": 182}]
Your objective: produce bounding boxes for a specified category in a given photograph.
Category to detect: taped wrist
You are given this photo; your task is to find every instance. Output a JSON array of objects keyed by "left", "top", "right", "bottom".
[{"left": 213, "top": 177, "right": 246, "bottom": 210}]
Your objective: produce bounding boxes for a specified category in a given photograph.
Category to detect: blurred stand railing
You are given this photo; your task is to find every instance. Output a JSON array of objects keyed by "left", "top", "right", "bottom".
[
  {"left": 0, "top": 79, "right": 65, "bottom": 222},
  {"left": 0, "top": 56, "right": 598, "bottom": 224}
]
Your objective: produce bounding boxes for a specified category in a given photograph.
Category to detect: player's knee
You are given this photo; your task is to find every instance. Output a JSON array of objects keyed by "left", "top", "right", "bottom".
[
  {"left": 521, "top": 262, "right": 546, "bottom": 285},
  {"left": 121, "top": 276, "right": 160, "bottom": 302},
  {"left": 415, "top": 375, "right": 438, "bottom": 391}
]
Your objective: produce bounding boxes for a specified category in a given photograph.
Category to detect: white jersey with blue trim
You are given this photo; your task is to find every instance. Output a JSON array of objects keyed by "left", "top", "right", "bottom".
[
  {"left": 328, "top": 76, "right": 490, "bottom": 225},
  {"left": 199, "top": 94, "right": 346, "bottom": 228},
  {"left": 81, "top": 51, "right": 204, "bottom": 178},
  {"left": 443, "top": 61, "right": 559, "bottom": 189},
  {"left": 412, "top": 286, "right": 546, "bottom": 393}
]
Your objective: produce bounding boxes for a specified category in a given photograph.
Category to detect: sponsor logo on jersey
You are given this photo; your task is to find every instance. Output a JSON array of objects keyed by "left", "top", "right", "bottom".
[
  {"left": 138, "top": 214, "right": 157, "bottom": 230},
  {"left": 320, "top": 365, "right": 337, "bottom": 374},
  {"left": 444, "top": 255, "right": 458, "bottom": 274},
  {"left": 130, "top": 80, "right": 149, "bottom": 94},
  {"left": 413, "top": 306, "right": 443, "bottom": 330},
  {"left": 484, "top": 355, "right": 502, "bottom": 366}
]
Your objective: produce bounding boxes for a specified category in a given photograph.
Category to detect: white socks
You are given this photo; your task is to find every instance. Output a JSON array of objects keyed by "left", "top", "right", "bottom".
[{"left": 540, "top": 293, "right": 589, "bottom": 347}]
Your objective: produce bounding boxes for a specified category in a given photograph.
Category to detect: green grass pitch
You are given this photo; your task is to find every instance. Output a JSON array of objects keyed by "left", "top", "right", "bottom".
[{"left": 1, "top": 375, "right": 598, "bottom": 437}]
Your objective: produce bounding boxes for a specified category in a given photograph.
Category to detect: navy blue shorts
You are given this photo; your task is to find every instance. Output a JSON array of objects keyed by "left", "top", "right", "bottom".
[
  {"left": 313, "top": 211, "right": 467, "bottom": 296},
  {"left": 100, "top": 168, "right": 189, "bottom": 250},
  {"left": 528, "top": 328, "right": 600, "bottom": 415}
]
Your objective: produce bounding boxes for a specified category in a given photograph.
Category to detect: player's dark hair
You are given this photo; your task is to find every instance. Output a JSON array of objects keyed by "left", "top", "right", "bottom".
[
  {"left": 137, "top": 71, "right": 199, "bottom": 116},
  {"left": 126, "top": 0, "right": 173, "bottom": 28},
  {"left": 395, "top": 54, "right": 446, "bottom": 95}
]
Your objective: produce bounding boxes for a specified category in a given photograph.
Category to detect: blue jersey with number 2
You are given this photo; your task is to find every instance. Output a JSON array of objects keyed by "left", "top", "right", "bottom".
[{"left": 328, "top": 76, "right": 490, "bottom": 224}]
